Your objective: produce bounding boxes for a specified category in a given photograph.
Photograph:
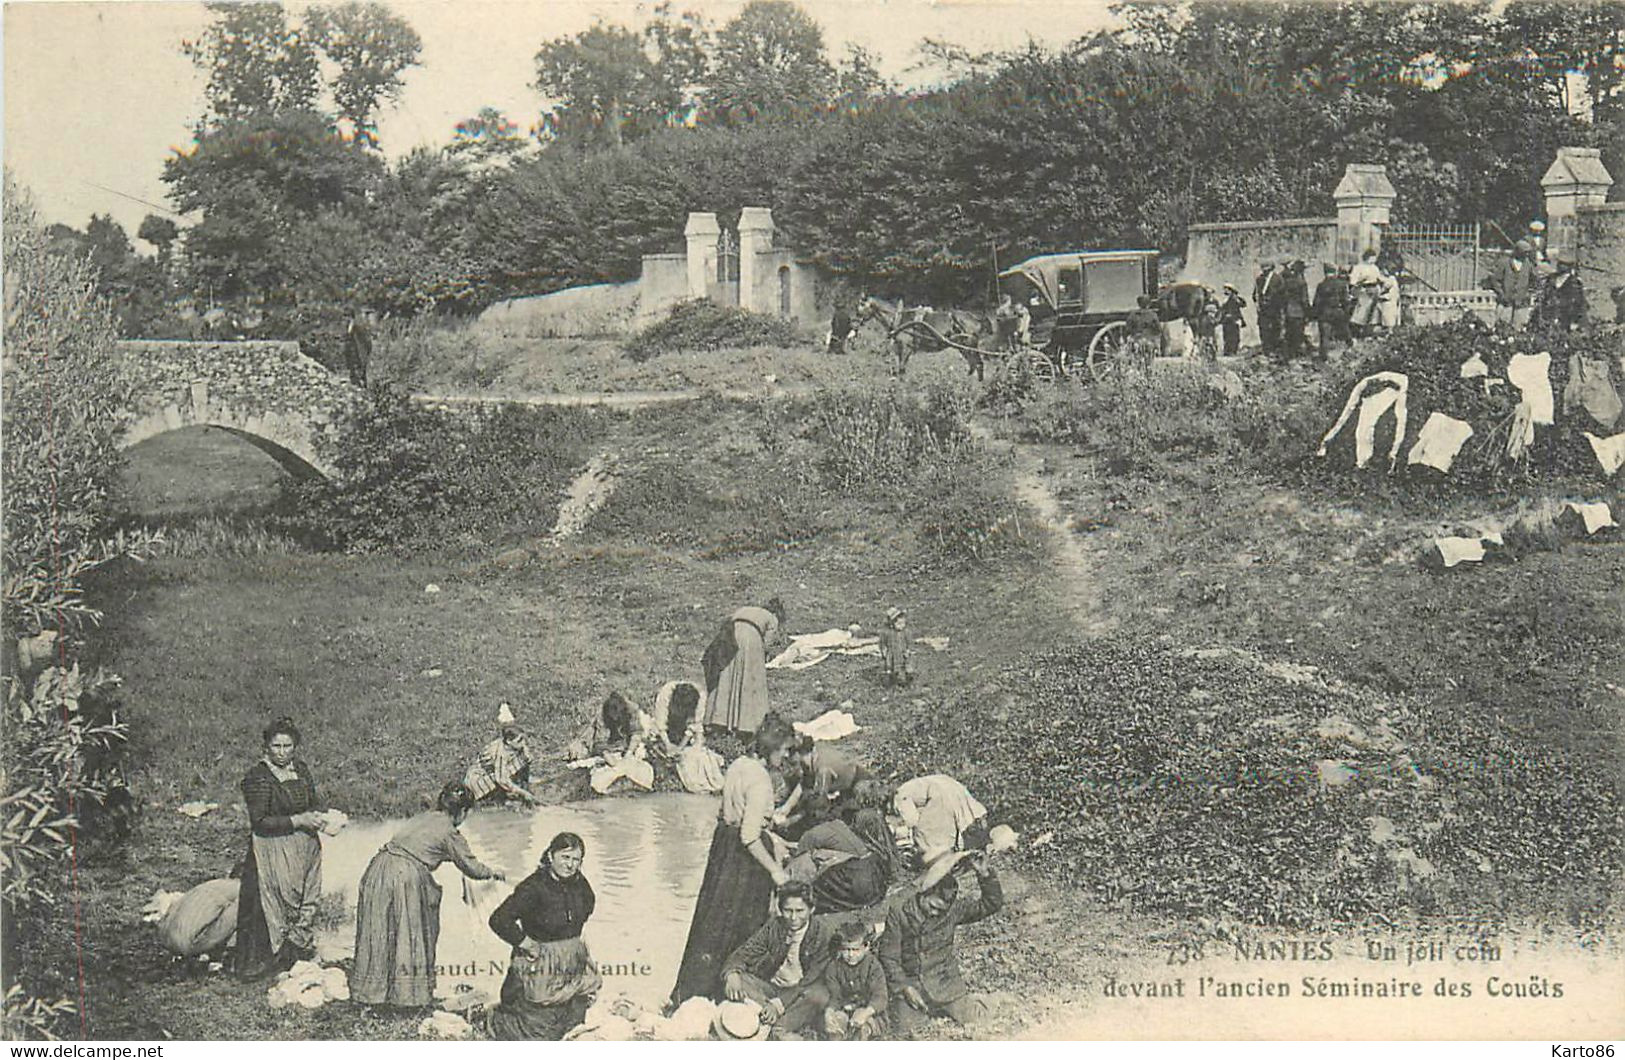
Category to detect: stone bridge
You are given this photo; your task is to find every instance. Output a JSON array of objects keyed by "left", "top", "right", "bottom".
[{"left": 117, "top": 340, "right": 360, "bottom": 478}]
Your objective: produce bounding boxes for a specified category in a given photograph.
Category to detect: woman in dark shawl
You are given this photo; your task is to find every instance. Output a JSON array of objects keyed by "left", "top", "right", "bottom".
[
  {"left": 487, "top": 832, "right": 601, "bottom": 1040},
  {"left": 233, "top": 717, "right": 326, "bottom": 980}
]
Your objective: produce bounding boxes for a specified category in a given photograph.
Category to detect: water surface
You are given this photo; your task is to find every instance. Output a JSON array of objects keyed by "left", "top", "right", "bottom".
[{"left": 315, "top": 793, "right": 718, "bottom": 1009}]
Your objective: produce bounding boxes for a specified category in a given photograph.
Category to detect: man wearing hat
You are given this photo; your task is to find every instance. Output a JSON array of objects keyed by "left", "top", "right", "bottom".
[
  {"left": 1484, "top": 241, "right": 1534, "bottom": 331},
  {"left": 879, "top": 851, "right": 1004, "bottom": 1039},
  {"left": 1277, "top": 261, "right": 1311, "bottom": 362},
  {"left": 1540, "top": 259, "right": 1587, "bottom": 334},
  {"left": 1217, "top": 283, "right": 1247, "bottom": 358},
  {"left": 1254, "top": 261, "right": 1283, "bottom": 357},
  {"left": 1311, "top": 261, "right": 1352, "bottom": 360}
]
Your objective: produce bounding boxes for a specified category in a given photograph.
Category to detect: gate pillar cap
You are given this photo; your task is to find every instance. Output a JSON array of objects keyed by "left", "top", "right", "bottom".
[
  {"left": 1541, "top": 147, "right": 1613, "bottom": 192},
  {"left": 684, "top": 212, "right": 720, "bottom": 237},
  {"left": 1333, "top": 164, "right": 1396, "bottom": 205}
]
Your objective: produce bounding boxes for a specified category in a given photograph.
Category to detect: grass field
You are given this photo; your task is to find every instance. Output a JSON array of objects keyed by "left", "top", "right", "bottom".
[{"left": 62, "top": 343, "right": 1625, "bottom": 1040}]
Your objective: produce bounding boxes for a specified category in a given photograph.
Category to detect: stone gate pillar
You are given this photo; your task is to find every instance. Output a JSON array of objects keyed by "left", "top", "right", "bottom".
[
  {"left": 1333, "top": 164, "right": 1397, "bottom": 266},
  {"left": 1542, "top": 147, "right": 1614, "bottom": 265},
  {"left": 684, "top": 212, "right": 720, "bottom": 300},
  {"left": 737, "top": 206, "right": 775, "bottom": 313}
]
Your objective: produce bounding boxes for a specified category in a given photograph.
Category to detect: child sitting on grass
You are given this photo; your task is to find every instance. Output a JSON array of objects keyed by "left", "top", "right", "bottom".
[{"left": 773, "top": 919, "right": 888, "bottom": 1040}]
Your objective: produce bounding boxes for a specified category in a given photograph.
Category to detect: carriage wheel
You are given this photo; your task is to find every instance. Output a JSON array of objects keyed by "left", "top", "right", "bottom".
[
  {"left": 1086, "top": 322, "right": 1129, "bottom": 382},
  {"left": 1019, "top": 350, "right": 1058, "bottom": 384}
]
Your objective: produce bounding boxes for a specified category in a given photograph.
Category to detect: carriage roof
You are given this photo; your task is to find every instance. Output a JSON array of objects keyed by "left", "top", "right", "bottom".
[{"left": 999, "top": 250, "right": 1159, "bottom": 309}]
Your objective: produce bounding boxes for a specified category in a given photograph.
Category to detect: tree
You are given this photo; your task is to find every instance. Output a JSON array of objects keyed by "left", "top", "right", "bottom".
[
  {"left": 182, "top": 1, "right": 321, "bottom": 126},
  {"left": 306, "top": 1, "right": 424, "bottom": 148},
  {"left": 137, "top": 214, "right": 180, "bottom": 270},
  {"left": 533, "top": 9, "right": 709, "bottom": 148},
  {"left": 703, "top": 0, "right": 835, "bottom": 124}
]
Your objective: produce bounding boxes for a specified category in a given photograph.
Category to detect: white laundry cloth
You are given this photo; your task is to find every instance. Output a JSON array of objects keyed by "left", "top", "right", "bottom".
[
  {"left": 1319, "top": 372, "right": 1409, "bottom": 471},
  {"left": 1459, "top": 353, "right": 1489, "bottom": 379},
  {"left": 793, "top": 709, "right": 860, "bottom": 741},
  {"left": 1585, "top": 432, "right": 1625, "bottom": 476},
  {"left": 1562, "top": 502, "right": 1617, "bottom": 535},
  {"left": 1429, "top": 537, "right": 1488, "bottom": 568},
  {"left": 1507, "top": 352, "right": 1554, "bottom": 425},
  {"left": 1406, "top": 413, "right": 1474, "bottom": 472},
  {"left": 766, "top": 629, "right": 881, "bottom": 670}
]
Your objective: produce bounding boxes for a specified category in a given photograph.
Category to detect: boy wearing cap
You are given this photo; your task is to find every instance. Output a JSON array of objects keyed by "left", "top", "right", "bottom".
[
  {"left": 880, "top": 852, "right": 1004, "bottom": 1038},
  {"left": 879, "top": 607, "right": 914, "bottom": 688}
]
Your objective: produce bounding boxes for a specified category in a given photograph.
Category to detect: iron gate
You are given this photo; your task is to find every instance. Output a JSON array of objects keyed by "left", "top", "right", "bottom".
[{"left": 1382, "top": 222, "right": 1486, "bottom": 293}]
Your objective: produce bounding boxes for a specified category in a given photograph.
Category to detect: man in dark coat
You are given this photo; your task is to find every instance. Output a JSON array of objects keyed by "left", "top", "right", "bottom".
[
  {"left": 880, "top": 854, "right": 1003, "bottom": 1039},
  {"left": 1311, "top": 263, "right": 1353, "bottom": 360},
  {"left": 721, "top": 883, "right": 840, "bottom": 1018},
  {"left": 1253, "top": 263, "right": 1280, "bottom": 357},
  {"left": 1218, "top": 284, "right": 1247, "bottom": 357},
  {"left": 1540, "top": 261, "right": 1587, "bottom": 334},
  {"left": 1278, "top": 261, "right": 1311, "bottom": 362}
]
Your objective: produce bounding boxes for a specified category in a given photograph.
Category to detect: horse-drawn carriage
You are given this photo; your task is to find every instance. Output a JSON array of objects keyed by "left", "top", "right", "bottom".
[{"left": 863, "top": 249, "right": 1164, "bottom": 383}]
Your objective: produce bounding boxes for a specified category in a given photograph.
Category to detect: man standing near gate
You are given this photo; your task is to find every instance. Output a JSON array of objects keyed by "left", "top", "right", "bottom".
[
  {"left": 1312, "top": 263, "right": 1352, "bottom": 360},
  {"left": 1253, "top": 262, "right": 1281, "bottom": 357}
]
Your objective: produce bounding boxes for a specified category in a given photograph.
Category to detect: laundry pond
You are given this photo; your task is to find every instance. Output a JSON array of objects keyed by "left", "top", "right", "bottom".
[{"left": 314, "top": 793, "right": 719, "bottom": 1010}]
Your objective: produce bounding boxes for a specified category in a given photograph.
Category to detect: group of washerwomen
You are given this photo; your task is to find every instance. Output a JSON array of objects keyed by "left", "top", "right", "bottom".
[{"left": 188, "top": 596, "right": 980, "bottom": 1039}]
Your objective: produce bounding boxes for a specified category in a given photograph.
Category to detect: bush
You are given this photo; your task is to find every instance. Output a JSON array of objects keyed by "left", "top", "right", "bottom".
[
  {"left": 1005, "top": 362, "right": 1330, "bottom": 477},
  {"left": 808, "top": 383, "right": 975, "bottom": 490},
  {"left": 880, "top": 637, "right": 1621, "bottom": 928},
  {"left": 2, "top": 174, "right": 149, "bottom": 1039},
  {"left": 278, "top": 387, "right": 604, "bottom": 552},
  {"left": 623, "top": 299, "right": 802, "bottom": 361}
]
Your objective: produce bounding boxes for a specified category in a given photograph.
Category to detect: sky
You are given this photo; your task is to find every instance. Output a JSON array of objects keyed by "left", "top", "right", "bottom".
[{"left": 1, "top": 0, "right": 1117, "bottom": 241}]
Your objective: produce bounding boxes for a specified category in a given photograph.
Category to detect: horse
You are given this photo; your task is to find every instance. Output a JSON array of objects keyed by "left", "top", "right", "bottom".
[
  {"left": 856, "top": 295, "right": 997, "bottom": 380},
  {"left": 1154, "top": 281, "right": 1218, "bottom": 357}
]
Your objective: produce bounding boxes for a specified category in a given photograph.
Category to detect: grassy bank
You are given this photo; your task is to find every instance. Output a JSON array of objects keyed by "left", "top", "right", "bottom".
[{"left": 68, "top": 343, "right": 1625, "bottom": 1039}]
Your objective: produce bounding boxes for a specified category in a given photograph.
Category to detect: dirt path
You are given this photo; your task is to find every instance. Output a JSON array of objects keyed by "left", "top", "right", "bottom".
[
  {"left": 973, "top": 424, "right": 1117, "bottom": 636},
  {"left": 412, "top": 385, "right": 816, "bottom": 409}
]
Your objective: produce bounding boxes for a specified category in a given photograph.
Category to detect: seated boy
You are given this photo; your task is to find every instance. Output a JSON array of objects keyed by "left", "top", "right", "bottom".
[{"left": 773, "top": 919, "right": 888, "bottom": 1040}]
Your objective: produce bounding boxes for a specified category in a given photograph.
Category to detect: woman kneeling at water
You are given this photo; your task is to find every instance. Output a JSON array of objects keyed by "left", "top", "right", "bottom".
[
  {"left": 351, "top": 783, "right": 503, "bottom": 1007},
  {"left": 488, "top": 832, "right": 602, "bottom": 1040}
]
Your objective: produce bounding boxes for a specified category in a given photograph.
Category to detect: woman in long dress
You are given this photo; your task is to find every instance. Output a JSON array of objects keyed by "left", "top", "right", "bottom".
[
  {"left": 700, "top": 598, "right": 785, "bottom": 736},
  {"left": 670, "top": 715, "right": 796, "bottom": 1005},
  {"left": 350, "top": 783, "right": 503, "bottom": 1007},
  {"left": 488, "top": 832, "right": 602, "bottom": 1040},
  {"left": 232, "top": 717, "right": 326, "bottom": 980}
]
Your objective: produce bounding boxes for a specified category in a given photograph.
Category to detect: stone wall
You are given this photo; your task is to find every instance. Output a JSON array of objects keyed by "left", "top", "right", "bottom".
[
  {"left": 1577, "top": 203, "right": 1625, "bottom": 322},
  {"left": 474, "top": 281, "right": 644, "bottom": 338},
  {"left": 1182, "top": 218, "right": 1337, "bottom": 334},
  {"left": 116, "top": 340, "right": 357, "bottom": 477}
]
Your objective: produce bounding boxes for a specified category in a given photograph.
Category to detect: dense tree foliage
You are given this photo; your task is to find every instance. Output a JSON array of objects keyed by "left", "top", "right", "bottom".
[{"left": 156, "top": 0, "right": 1625, "bottom": 326}]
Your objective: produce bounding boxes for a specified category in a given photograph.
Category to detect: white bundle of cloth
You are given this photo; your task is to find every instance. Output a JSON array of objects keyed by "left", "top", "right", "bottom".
[
  {"left": 417, "top": 1011, "right": 474, "bottom": 1039},
  {"left": 793, "top": 708, "right": 860, "bottom": 741},
  {"left": 267, "top": 961, "right": 348, "bottom": 1009},
  {"left": 767, "top": 629, "right": 881, "bottom": 671}
]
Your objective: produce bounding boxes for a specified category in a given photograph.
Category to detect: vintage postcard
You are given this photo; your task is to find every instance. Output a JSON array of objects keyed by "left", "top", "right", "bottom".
[{"left": 3, "top": 0, "right": 1622, "bottom": 1046}]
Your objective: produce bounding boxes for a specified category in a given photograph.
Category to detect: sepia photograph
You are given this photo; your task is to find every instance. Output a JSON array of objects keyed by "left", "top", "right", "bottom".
[{"left": 2, "top": 0, "right": 1623, "bottom": 1045}]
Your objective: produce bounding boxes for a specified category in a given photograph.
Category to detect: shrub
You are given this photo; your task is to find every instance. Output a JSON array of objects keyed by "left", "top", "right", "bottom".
[
  {"left": 624, "top": 299, "right": 802, "bottom": 361},
  {"left": 808, "top": 383, "right": 975, "bottom": 490},
  {"left": 2, "top": 174, "right": 149, "bottom": 1039},
  {"left": 279, "top": 387, "right": 604, "bottom": 552},
  {"left": 914, "top": 455, "right": 1037, "bottom": 567}
]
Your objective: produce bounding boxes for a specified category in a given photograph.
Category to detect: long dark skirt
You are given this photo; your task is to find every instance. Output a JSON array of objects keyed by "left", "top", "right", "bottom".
[
  {"left": 231, "top": 842, "right": 277, "bottom": 979},
  {"left": 669, "top": 821, "right": 774, "bottom": 1005},
  {"left": 811, "top": 855, "right": 887, "bottom": 915}
]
